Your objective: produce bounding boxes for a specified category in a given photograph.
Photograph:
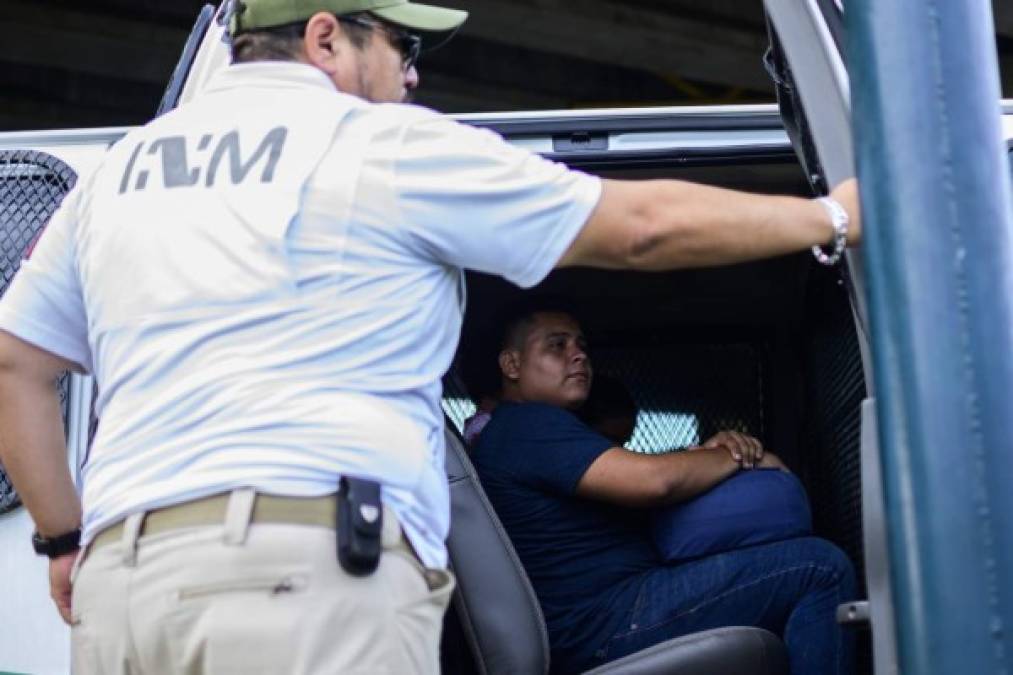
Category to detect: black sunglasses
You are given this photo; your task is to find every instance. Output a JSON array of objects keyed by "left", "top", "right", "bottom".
[{"left": 338, "top": 15, "right": 423, "bottom": 72}]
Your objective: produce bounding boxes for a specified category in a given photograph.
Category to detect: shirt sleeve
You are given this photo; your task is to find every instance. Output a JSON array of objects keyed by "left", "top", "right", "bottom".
[
  {"left": 508, "top": 404, "right": 615, "bottom": 495},
  {"left": 392, "top": 113, "right": 603, "bottom": 288},
  {"left": 0, "top": 189, "right": 92, "bottom": 372}
]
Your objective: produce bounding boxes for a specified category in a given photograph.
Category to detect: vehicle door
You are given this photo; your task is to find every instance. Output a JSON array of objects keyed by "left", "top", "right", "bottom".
[
  {"left": 765, "top": 4, "right": 1013, "bottom": 674},
  {"left": 761, "top": 2, "right": 894, "bottom": 674}
]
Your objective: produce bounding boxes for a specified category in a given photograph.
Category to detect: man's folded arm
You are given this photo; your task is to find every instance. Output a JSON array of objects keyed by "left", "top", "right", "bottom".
[
  {"left": 576, "top": 445, "right": 740, "bottom": 508},
  {"left": 0, "top": 330, "right": 82, "bottom": 536}
]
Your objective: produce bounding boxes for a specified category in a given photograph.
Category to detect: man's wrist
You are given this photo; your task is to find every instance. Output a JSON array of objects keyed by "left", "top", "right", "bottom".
[{"left": 703, "top": 446, "right": 741, "bottom": 475}]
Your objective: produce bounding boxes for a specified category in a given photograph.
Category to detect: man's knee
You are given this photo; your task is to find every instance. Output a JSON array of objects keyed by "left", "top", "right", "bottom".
[{"left": 797, "top": 537, "right": 857, "bottom": 596}]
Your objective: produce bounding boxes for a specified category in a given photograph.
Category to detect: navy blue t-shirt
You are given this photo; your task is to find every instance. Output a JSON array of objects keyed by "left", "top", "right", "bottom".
[{"left": 472, "top": 402, "right": 659, "bottom": 671}]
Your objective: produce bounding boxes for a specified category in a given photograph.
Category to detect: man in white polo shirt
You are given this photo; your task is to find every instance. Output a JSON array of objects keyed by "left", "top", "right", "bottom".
[{"left": 0, "top": 0, "right": 861, "bottom": 672}]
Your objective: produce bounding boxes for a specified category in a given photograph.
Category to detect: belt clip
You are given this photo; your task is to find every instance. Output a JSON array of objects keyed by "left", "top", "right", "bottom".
[{"left": 336, "top": 476, "right": 383, "bottom": 576}]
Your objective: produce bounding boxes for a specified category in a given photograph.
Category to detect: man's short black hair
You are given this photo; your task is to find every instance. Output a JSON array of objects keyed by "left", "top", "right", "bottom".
[{"left": 497, "top": 295, "right": 583, "bottom": 352}]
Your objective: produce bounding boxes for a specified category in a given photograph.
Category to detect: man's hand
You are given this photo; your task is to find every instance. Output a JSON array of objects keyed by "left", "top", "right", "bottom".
[
  {"left": 698, "top": 431, "right": 764, "bottom": 468},
  {"left": 830, "top": 178, "right": 861, "bottom": 246},
  {"left": 49, "top": 550, "right": 77, "bottom": 625}
]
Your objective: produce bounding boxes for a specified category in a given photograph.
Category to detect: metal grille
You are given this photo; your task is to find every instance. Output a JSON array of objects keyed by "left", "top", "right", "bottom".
[
  {"left": 442, "top": 399, "right": 477, "bottom": 437},
  {"left": 0, "top": 150, "right": 78, "bottom": 514},
  {"left": 802, "top": 264, "right": 867, "bottom": 594},
  {"left": 592, "top": 343, "right": 763, "bottom": 453},
  {"left": 443, "top": 342, "right": 764, "bottom": 455}
]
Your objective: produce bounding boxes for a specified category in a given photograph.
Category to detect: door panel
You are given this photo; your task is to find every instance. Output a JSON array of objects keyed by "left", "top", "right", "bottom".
[{"left": 762, "top": 3, "right": 897, "bottom": 675}]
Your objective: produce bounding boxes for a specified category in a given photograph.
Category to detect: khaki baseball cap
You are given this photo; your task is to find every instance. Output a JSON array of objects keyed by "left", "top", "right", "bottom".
[{"left": 228, "top": 0, "right": 468, "bottom": 35}]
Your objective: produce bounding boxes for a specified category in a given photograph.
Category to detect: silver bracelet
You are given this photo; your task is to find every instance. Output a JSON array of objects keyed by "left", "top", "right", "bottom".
[{"left": 811, "top": 196, "right": 849, "bottom": 266}]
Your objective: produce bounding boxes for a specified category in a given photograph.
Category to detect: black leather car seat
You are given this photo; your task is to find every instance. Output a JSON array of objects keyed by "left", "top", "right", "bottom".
[{"left": 442, "top": 423, "right": 789, "bottom": 674}]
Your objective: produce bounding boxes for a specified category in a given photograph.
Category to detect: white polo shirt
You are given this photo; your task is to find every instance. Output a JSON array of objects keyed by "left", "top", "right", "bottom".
[{"left": 0, "top": 62, "right": 601, "bottom": 567}]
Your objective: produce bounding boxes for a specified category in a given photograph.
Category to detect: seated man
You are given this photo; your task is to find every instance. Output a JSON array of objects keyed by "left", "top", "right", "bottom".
[{"left": 472, "top": 305, "right": 856, "bottom": 675}]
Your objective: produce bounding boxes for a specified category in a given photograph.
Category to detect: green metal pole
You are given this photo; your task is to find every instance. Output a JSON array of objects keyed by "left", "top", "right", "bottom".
[{"left": 847, "top": 1, "right": 1013, "bottom": 673}]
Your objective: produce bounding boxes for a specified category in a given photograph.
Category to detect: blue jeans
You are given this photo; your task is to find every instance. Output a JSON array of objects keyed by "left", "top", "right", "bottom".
[{"left": 587, "top": 537, "right": 856, "bottom": 675}]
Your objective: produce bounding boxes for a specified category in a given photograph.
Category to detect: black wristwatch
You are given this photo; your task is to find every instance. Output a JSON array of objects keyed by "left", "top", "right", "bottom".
[{"left": 31, "top": 528, "right": 81, "bottom": 558}]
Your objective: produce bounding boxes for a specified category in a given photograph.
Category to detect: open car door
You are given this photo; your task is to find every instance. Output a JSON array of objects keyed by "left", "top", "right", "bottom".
[
  {"left": 760, "top": 3, "right": 897, "bottom": 675},
  {"left": 765, "top": 2, "right": 1013, "bottom": 674}
]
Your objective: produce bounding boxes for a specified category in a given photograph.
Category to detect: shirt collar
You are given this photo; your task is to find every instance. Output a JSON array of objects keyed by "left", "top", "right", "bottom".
[{"left": 203, "top": 61, "right": 339, "bottom": 95}]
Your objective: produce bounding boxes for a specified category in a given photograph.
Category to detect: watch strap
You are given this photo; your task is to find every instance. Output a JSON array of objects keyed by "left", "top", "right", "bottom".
[{"left": 32, "top": 528, "right": 81, "bottom": 558}]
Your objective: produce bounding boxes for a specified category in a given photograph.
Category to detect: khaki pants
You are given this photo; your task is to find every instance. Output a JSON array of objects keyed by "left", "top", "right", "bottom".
[{"left": 70, "top": 490, "right": 454, "bottom": 674}]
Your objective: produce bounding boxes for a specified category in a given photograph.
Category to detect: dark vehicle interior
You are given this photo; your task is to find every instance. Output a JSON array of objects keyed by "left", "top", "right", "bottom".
[{"left": 438, "top": 156, "right": 870, "bottom": 674}]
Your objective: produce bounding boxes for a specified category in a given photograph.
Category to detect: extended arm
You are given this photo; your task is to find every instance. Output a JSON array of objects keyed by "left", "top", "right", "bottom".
[{"left": 559, "top": 178, "right": 859, "bottom": 270}]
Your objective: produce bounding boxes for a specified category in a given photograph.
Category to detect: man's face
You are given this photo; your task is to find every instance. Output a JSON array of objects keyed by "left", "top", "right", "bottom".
[
  {"left": 503, "top": 312, "right": 593, "bottom": 410},
  {"left": 331, "top": 18, "right": 420, "bottom": 103}
]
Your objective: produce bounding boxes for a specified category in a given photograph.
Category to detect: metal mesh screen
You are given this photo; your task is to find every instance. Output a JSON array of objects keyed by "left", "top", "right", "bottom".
[
  {"left": 802, "top": 264, "right": 867, "bottom": 595},
  {"left": 0, "top": 150, "right": 78, "bottom": 514},
  {"left": 443, "top": 342, "right": 764, "bottom": 455},
  {"left": 591, "top": 343, "right": 763, "bottom": 453},
  {"left": 442, "top": 392, "right": 477, "bottom": 436}
]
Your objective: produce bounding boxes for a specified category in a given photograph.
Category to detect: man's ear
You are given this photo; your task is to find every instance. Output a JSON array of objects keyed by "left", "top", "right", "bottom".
[
  {"left": 499, "top": 349, "right": 521, "bottom": 381},
  {"left": 302, "top": 12, "right": 342, "bottom": 73}
]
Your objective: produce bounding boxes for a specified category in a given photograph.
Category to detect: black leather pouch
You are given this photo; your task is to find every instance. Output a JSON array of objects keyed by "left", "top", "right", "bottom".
[{"left": 337, "top": 476, "right": 383, "bottom": 576}]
